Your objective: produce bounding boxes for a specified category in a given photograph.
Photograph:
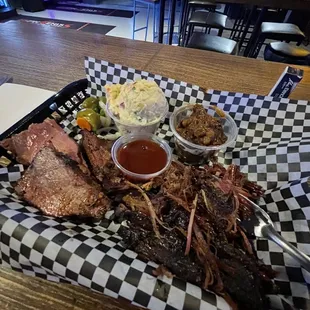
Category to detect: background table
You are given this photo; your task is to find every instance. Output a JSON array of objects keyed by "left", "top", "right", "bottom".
[
  {"left": 1, "top": 21, "right": 310, "bottom": 99},
  {"left": 0, "top": 20, "right": 310, "bottom": 310}
]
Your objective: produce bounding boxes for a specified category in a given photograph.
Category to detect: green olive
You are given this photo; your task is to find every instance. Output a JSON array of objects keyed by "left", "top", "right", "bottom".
[
  {"left": 82, "top": 97, "right": 100, "bottom": 113},
  {"left": 76, "top": 108, "right": 101, "bottom": 131}
]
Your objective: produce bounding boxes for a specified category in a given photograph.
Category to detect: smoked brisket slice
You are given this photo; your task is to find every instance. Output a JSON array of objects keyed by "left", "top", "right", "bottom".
[
  {"left": 15, "top": 146, "right": 110, "bottom": 218},
  {"left": 0, "top": 119, "right": 82, "bottom": 165},
  {"left": 81, "top": 130, "right": 113, "bottom": 182},
  {"left": 81, "top": 131, "right": 127, "bottom": 192}
]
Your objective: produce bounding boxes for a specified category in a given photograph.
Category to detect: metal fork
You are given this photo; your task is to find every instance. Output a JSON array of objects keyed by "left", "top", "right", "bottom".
[{"left": 239, "top": 194, "right": 310, "bottom": 272}]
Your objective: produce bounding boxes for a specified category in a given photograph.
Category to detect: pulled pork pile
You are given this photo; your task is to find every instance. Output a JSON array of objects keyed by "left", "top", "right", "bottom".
[{"left": 112, "top": 161, "right": 277, "bottom": 310}]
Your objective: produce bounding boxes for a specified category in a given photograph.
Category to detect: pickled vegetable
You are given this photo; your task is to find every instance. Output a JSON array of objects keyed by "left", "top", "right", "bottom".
[
  {"left": 77, "top": 117, "right": 92, "bottom": 131},
  {"left": 76, "top": 108, "right": 101, "bottom": 131},
  {"left": 82, "top": 97, "right": 100, "bottom": 113}
]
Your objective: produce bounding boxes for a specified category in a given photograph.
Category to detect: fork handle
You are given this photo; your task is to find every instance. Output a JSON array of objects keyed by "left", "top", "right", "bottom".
[{"left": 262, "top": 225, "right": 310, "bottom": 272}]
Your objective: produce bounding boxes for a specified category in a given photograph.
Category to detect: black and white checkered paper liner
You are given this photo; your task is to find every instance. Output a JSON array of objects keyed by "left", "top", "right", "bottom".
[
  {"left": 0, "top": 57, "right": 308, "bottom": 310},
  {"left": 85, "top": 57, "right": 310, "bottom": 191}
]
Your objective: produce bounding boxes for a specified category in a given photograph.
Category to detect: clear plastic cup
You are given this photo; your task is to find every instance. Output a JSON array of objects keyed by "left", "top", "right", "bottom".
[
  {"left": 105, "top": 101, "right": 168, "bottom": 135},
  {"left": 111, "top": 133, "right": 172, "bottom": 182},
  {"left": 169, "top": 104, "right": 238, "bottom": 165}
]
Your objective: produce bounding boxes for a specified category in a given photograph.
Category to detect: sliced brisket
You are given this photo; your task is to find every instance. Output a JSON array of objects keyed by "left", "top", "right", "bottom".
[
  {"left": 81, "top": 130, "right": 113, "bottom": 182},
  {"left": 0, "top": 119, "right": 81, "bottom": 165},
  {"left": 15, "top": 146, "right": 110, "bottom": 218},
  {"left": 81, "top": 131, "right": 127, "bottom": 192}
]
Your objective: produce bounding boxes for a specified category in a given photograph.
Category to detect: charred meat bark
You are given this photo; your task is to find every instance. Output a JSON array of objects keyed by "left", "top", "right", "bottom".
[
  {"left": 81, "top": 130, "right": 127, "bottom": 192},
  {"left": 116, "top": 161, "right": 275, "bottom": 310},
  {"left": 214, "top": 233, "right": 274, "bottom": 310},
  {"left": 81, "top": 130, "right": 113, "bottom": 181},
  {"left": 119, "top": 204, "right": 274, "bottom": 310},
  {"left": 118, "top": 211, "right": 204, "bottom": 285},
  {"left": 0, "top": 119, "right": 82, "bottom": 165},
  {"left": 15, "top": 146, "right": 111, "bottom": 218}
]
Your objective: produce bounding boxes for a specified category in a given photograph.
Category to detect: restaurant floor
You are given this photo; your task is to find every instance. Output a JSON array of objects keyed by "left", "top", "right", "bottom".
[{"left": 16, "top": 1, "right": 172, "bottom": 42}]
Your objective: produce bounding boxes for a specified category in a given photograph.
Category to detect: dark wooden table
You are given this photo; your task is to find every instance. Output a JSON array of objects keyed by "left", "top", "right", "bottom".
[
  {"left": 0, "top": 267, "right": 143, "bottom": 310},
  {"left": 0, "top": 20, "right": 310, "bottom": 309},
  {"left": 1, "top": 21, "right": 310, "bottom": 99}
]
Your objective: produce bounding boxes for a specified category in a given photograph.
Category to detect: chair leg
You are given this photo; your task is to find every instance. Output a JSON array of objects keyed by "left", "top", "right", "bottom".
[
  {"left": 153, "top": 2, "right": 157, "bottom": 42},
  {"left": 236, "top": 7, "right": 248, "bottom": 41},
  {"left": 247, "top": 38, "right": 258, "bottom": 58},
  {"left": 239, "top": 6, "right": 257, "bottom": 53},
  {"left": 218, "top": 27, "right": 223, "bottom": 37},
  {"left": 190, "top": 24, "right": 194, "bottom": 37},
  {"left": 145, "top": 3, "right": 151, "bottom": 41},
  {"left": 230, "top": 6, "right": 244, "bottom": 40},
  {"left": 181, "top": 24, "right": 188, "bottom": 46},
  {"left": 166, "top": 0, "right": 173, "bottom": 44},
  {"left": 179, "top": 0, "right": 187, "bottom": 32},
  {"left": 181, "top": 2, "right": 190, "bottom": 46},
  {"left": 246, "top": 30, "right": 262, "bottom": 58},
  {"left": 223, "top": 3, "right": 229, "bottom": 14},
  {"left": 244, "top": 7, "right": 266, "bottom": 57},
  {"left": 251, "top": 38, "right": 264, "bottom": 58},
  {"left": 185, "top": 23, "right": 193, "bottom": 46},
  {"left": 178, "top": 0, "right": 186, "bottom": 35},
  {"left": 132, "top": 0, "right": 136, "bottom": 39},
  {"left": 234, "top": 42, "right": 240, "bottom": 55}
]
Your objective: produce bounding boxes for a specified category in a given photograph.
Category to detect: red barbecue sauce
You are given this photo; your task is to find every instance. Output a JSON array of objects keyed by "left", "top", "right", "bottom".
[{"left": 117, "top": 140, "right": 167, "bottom": 174}]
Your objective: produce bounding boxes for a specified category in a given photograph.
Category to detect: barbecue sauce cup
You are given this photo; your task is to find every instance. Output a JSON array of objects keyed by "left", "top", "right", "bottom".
[
  {"left": 111, "top": 133, "right": 172, "bottom": 183},
  {"left": 169, "top": 104, "right": 238, "bottom": 165}
]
